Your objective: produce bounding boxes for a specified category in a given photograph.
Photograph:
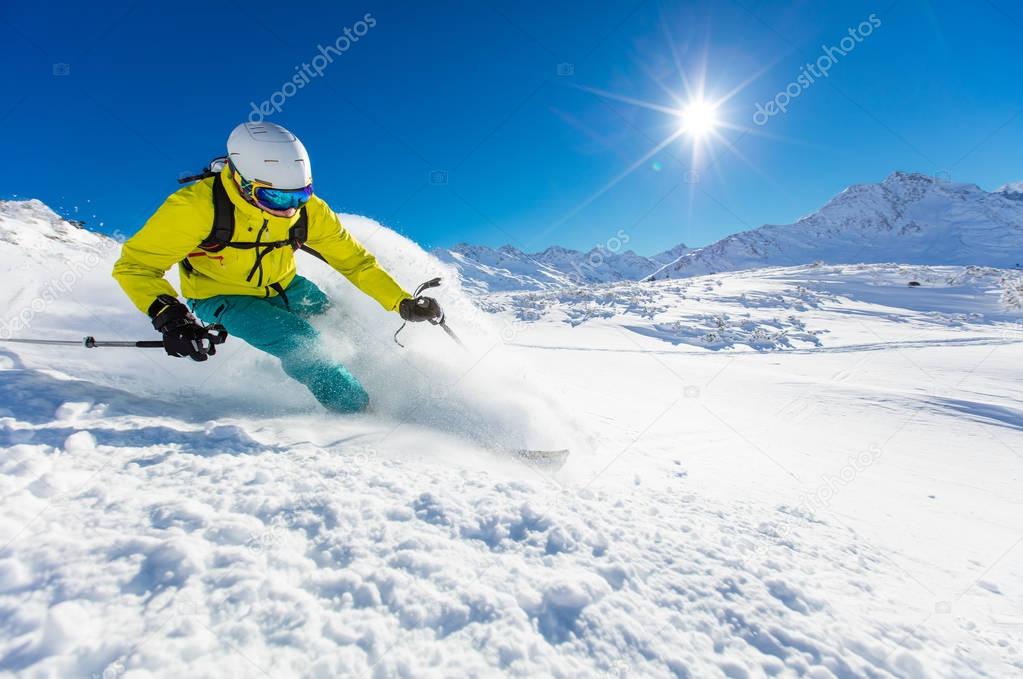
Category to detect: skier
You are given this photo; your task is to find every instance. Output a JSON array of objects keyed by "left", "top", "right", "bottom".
[{"left": 112, "top": 121, "right": 442, "bottom": 413}]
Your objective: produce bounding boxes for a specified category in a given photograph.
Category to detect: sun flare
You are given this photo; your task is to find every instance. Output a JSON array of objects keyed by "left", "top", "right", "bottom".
[{"left": 679, "top": 99, "right": 719, "bottom": 138}]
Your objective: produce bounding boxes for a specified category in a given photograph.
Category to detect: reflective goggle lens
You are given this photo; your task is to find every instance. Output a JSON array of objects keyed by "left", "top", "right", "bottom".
[{"left": 254, "top": 184, "right": 314, "bottom": 211}]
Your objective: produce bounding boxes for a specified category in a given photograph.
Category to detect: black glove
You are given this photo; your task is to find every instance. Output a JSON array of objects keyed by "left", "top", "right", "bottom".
[
  {"left": 399, "top": 296, "right": 443, "bottom": 323},
  {"left": 149, "top": 295, "right": 218, "bottom": 361}
]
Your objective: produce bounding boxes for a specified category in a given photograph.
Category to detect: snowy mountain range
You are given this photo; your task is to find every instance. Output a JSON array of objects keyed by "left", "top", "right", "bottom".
[
  {"left": 436, "top": 172, "right": 1023, "bottom": 292},
  {"left": 431, "top": 242, "right": 689, "bottom": 293},
  {"left": 649, "top": 172, "right": 1023, "bottom": 280}
]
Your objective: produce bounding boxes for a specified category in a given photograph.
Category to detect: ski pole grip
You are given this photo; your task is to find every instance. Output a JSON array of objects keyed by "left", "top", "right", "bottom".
[
  {"left": 413, "top": 277, "right": 442, "bottom": 297},
  {"left": 205, "top": 324, "right": 229, "bottom": 345},
  {"left": 136, "top": 340, "right": 166, "bottom": 348}
]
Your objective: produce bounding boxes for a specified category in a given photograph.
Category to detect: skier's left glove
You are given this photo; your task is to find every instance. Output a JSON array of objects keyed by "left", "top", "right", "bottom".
[{"left": 399, "top": 296, "right": 443, "bottom": 323}]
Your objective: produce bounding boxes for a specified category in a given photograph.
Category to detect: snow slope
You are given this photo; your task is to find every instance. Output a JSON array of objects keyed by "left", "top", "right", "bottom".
[
  {"left": 649, "top": 172, "right": 1023, "bottom": 280},
  {"left": 432, "top": 242, "right": 689, "bottom": 294},
  {"left": 2, "top": 200, "right": 1023, "bottom": 677}
]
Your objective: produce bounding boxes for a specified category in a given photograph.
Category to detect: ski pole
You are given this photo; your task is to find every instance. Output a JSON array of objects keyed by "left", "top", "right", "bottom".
[
  {"left": 0, "top": 336, "right": 166, "bottom": 348},
  {"left": 0, "top": 324, "right": 228, "bottom": 350},
  {"left": 436, "top": 319, "right": 466, "bottom": 349},
  {"left": 393, "top": 277, "right": 467, "bottom": 351}
]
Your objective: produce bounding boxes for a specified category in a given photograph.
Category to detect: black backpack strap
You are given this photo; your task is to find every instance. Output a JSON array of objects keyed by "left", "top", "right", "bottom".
[
  {"left": 299, "top": 242, "right": 327, "bottom": 262},
  {"left": 177, "top": 169, "right": 216, "bottom": 184},
  {"left": 288, "top": 207, "right": 327, "bottom": 262},
  {"left": 180, "top": 174, "right": 234, "bottom": 275},
  {"left": 205, "top": 174, "right": 235, "bottom": 251},
  {"left": 269, "top": 281, "right": 290, "bottom": 310},
  {"left": 287, "top": 207, "right": 308, "bottom": 248},
  {"left": 288, "top": 207, "right": 330, "bottom": 262}
]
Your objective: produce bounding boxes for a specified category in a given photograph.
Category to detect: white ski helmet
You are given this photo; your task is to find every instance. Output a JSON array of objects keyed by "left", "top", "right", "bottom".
[{"left": 226, "top": 122, "right": 312, "bottom": 189}]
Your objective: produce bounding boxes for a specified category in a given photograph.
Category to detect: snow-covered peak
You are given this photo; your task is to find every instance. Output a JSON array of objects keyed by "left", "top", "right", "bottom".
[
  {"left": 996, "top": 180, "right": 1023, "bottom": 200},
  {"left": 497, "top": 244, "right": 524, "bottom": 257},
  {"left": 0, "top": 198, "right": 112, "bottom": 254},
  {"left": 539, "top": 245, "right": 573, "bottom": 257},
  {"left": 651, "top": 242, "right": 691, "bottom": 264},
  {"left": 882, "top": 169, "right": 941, "bottom": 186}
]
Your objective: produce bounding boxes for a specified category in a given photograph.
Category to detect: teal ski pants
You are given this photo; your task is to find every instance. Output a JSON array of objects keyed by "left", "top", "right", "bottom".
[{"left": 189, "top": 275, "right": 369, "bottom": 413}]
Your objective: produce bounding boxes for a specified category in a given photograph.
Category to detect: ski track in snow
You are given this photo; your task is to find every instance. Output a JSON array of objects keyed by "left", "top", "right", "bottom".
[{"left": 1, "top": 200, "right": 1023, "bottom": 678}]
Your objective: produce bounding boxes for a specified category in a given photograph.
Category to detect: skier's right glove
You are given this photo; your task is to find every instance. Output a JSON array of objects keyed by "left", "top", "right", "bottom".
[
  {"left": 149, "top": 295, "right": 219, "bottom": 362},
  {"left": 399, "top": 296, "right": 443, "bottom": 323}
]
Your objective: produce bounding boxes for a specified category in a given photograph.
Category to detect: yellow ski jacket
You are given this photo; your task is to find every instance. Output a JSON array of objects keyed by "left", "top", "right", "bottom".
[{"left": 112, "top": 167, "right": 410, "bottom": 314}]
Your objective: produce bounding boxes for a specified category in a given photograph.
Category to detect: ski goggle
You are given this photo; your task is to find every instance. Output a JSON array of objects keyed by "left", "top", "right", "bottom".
[
  {"left": 252, "top": 184, "right": 313, "bottom": 211},
  {"left": 232, "top": 165, "right": 313, "bottom": 211}
]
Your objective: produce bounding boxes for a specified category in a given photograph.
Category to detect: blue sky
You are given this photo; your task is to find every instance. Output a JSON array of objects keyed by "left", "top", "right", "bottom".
[{"left": 2, "top": 0, "right": 1021, "bottom": 255}]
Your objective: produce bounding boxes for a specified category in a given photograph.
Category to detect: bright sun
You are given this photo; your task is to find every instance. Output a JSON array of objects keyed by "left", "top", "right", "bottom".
[{"left": 679, "top": 100, "right": 718, "bottom": 138}]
